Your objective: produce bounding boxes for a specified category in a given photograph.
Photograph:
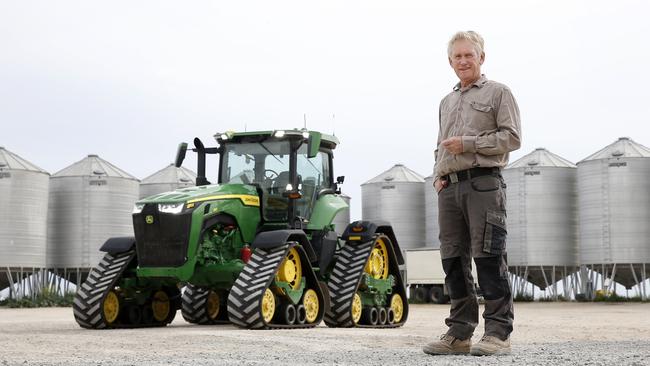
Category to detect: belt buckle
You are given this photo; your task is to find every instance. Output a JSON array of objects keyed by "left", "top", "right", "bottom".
[{"left": 449, "top": 172, "right": 459, "bottom": 184}]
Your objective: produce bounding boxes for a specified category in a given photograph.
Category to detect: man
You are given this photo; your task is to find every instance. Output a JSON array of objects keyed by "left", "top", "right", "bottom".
[{"left": 423, "top": 31, "right": 521, "bottom": 356}]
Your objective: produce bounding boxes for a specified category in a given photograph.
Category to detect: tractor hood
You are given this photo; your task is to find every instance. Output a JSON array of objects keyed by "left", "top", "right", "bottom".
[{"left": 137, "top": 183, "right": 260, "bottom": 207}]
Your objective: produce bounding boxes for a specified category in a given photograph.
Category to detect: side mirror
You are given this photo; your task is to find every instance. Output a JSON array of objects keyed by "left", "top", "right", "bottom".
[
  {"left": 306, "top": 132, "right": 321, "bottom": 158},
  {"left": 175, "top": 142, "right": 188, "bottom": 167},
  {"left": 336, "top": 176, "right": 345, "bottom": 184}
]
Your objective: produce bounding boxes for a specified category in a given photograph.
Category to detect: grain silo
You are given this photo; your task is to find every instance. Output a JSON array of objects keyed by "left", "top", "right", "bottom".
[
  {"left": 139, "top": 163, "right": 196, "bottom": 199},
  {"left": 502, "top": 148, "right": 578, "bottom": 298},
  {"left": 0, "top": 147, "right": 49, "bottom": 293},
  {"left": 578, "top": 137, "right": 650, "bottom": 296},
  {"left": 331, "top": 194, "right": 351, "bottom": 236},
  {"left": 361, "top": 164, "right": 425, "bottom": 251},
  {"left": 424, "top": 174, "right": 439, "bottom": 248},
  {"left": 47, "top": 155, "right": 139, "bottom": 282}
]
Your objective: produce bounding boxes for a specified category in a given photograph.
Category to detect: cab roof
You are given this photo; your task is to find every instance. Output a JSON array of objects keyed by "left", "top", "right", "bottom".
[{"left": 214, "top": 129, "right": 339, "bottom": 150}]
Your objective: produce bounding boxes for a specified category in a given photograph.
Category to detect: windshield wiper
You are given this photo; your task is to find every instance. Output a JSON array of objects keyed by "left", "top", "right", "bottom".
[{"left": 259, "top": 142, "right": 283, "bottom": 165}]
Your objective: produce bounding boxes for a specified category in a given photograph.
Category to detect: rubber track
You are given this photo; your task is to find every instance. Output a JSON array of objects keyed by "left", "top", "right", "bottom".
[
  {"left": 181, "top": 284, "right": 211, "bottom": 324},
  {"left": 181, "top": 284, "right": 229, "bottom": 325},
  {"left": 324, "top": 235, "right": 409, "bottom": 328},
  {"left": 72, "top": 250, "right": 135, "bottom": 329},
  {"left": 227, "top": 244, "right": 324, "bottom": 329},
  {"left": 323, "top": 240, "right": 374, "bottom": 327}
]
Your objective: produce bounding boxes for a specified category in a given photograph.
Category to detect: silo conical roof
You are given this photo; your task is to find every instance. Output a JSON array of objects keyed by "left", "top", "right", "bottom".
[
  {"left": 0, "top": 147, "right": 48, "bottom": 173},
  {"left": 579, "top": 137, "right": 650, "bottom": 162},
  {"left": 53, "top": 154, "right": 138, "bottom": 180},
  {"left": 508, "top": 148, "right": 576, "bottom": 169},
  {"left": 141, "top": 164, "right": 197, "bottom": 184},
  {"left": 362, "top": 164, "right": 425, "bottom": 185}
]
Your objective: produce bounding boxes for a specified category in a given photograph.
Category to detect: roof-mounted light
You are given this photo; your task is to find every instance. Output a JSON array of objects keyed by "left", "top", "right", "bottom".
[
  {"left": 274, "top": 130, "right": 286, "bottom": 138},
  {"left": 302, "top": 131, "right": 309, "bottom": 139}
]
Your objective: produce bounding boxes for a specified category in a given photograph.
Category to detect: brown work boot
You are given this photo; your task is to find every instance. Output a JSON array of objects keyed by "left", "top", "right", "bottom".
[
  {"left": 470, "top": 335, "right": 511, "bottom": 356},
  {"left": 422, "top": 334, "right": 471, "bottom": 355}
]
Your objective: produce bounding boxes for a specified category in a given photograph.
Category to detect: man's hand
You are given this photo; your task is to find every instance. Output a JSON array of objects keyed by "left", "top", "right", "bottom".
[
  {"left": 441, "top": 136, "right": 463, "bottom": 155},
  {"left": 434, "top": 178, "right": 445, "bottom": 193}
]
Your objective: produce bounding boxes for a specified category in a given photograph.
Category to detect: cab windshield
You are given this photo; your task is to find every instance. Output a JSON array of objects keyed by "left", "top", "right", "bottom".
[{"left": 221, "top": 140, "right": 331, "bottom": 222}]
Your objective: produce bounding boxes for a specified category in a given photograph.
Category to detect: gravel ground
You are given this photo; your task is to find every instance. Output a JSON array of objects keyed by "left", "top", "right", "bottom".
[{"left": 1, "top": 302, "right": 649, "bottom": 366}]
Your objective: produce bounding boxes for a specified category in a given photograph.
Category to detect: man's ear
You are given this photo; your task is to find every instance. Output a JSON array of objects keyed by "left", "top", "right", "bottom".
[
  {"left": 448, "top": 57, "right": 453, "bottom": 67},
  {"left": 479, "top": 52, "right": 485, "bottom": 65}
]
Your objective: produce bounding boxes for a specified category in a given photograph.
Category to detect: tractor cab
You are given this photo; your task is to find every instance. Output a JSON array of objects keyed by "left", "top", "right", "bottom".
[{"left": 178, "top": 129, "right": 342, "bottom": 229}]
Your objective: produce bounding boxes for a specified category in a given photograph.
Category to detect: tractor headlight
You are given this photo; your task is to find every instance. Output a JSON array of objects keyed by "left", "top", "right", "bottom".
[
  {"left": 158, "top": 202, "right": 185, "bottom": 214},
  {"left": 132, "top": 203, "right": 145, "bottom": 214},
  {"left": 302, "top": 131, "right": 309, "bottom": 139},
  {"left": 274, "top": 130, "right": 285, "bottom": 138}
]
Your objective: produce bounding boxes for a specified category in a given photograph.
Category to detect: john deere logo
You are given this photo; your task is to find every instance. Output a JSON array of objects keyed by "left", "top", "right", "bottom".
[{"left": 145, "top": 215, "right": 154, "bottom": 224}]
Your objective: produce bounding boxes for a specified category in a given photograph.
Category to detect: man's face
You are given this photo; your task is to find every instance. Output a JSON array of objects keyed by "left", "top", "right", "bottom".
[{"left": 448, "top": 39, "right": 484, "bottom": 86}]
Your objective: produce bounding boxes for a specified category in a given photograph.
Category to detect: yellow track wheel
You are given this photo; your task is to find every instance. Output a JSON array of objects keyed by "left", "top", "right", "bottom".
[
  {"left": 302, "top": 289, "right": 319, "bottom": 323},
  {"left": 351, "top": 292, "right": 362, "bottom": 324},
  {"left": 261, "top": 288, "right": 276, "bottom": 323},
  {"left": 102, "top": 290, "right": 120, "bottom": 325},
  {"left": 276, "top": 247, "right": 302, "bottom": 290},
  {"left": 206, "top": 291, "right": 220, "bottom": 321},
  {"left": 152, "top": 290, "right": 171, "bottom": 322},
  {"left": 390, "top": 294, "right": 404, "bottom": 323},
  {"left": 364, "top": 237, "right": 389, "bottom": 279}
]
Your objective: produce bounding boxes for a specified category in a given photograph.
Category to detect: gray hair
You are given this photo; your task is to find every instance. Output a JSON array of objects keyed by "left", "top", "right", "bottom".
[{"left": 447, "top": 31, "right": 484, "bottom": 58}]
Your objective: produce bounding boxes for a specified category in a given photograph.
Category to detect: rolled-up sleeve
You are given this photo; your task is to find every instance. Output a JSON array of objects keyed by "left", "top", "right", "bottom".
[{"left": 472, "top": 87, "right": 521, "bottom": 156}]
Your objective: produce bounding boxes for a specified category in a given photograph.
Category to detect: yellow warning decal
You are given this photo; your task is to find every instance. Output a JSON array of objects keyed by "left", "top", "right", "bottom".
[
  {"left": 186, "top": 194, "right": 260, "bottom": 207},
  {"left": 348, "top": 235, "right": 362, "bottom": 241}
]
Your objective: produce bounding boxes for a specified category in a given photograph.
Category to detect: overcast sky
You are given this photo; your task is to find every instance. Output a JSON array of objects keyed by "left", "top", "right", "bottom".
[{"left": 2, "top": 0, "right": 650, "bottom": 220}]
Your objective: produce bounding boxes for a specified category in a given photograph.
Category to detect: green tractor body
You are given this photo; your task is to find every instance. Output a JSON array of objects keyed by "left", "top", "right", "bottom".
[{"left": 73, "top": 129, "right": 408, "bottom": 329}]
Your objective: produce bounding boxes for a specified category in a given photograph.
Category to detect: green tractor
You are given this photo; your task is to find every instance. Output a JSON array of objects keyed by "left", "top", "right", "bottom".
[{"left": 73, "top": 129, "right": 408, "bottom": 329}]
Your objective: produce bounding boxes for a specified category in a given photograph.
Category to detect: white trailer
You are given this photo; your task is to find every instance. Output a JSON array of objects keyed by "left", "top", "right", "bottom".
[{"left": 405, "top": 248, "right": 478, "bottom": 304}]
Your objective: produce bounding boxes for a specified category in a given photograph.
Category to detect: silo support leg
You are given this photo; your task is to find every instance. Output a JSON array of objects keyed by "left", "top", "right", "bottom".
[
  {"left": 630, "top": 264, "right": 641, "bottom": 299},
  {"left": 641, "top": 263, "right": 648, "bottom": 301}
]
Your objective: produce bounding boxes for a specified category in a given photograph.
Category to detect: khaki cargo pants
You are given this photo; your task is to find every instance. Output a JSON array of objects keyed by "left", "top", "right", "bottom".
[{"left": 437, "top": 172, "right": 513, "bottom": 341}]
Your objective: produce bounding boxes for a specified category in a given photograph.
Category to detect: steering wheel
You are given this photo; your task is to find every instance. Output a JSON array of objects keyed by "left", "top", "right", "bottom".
[{"left": 264, "top": 169, "right": 279, "bottom": 180}]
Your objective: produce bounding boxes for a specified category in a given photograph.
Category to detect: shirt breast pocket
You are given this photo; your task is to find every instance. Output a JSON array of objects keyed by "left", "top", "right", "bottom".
[{"left": 468, "top": 101, "right": 495, "bottom": 127}]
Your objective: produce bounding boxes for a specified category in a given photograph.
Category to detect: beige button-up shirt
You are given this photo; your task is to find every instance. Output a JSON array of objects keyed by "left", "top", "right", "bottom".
[{"left": 434, "top": 75, "right": 521, "bottom": 180}]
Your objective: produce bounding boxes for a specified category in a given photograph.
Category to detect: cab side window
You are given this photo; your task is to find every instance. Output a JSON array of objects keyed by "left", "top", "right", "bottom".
[{"left": 296, "top": 149, "right": 331, "bottom": 219}]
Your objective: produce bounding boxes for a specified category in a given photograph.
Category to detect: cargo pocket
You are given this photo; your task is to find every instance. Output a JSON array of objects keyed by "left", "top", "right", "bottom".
[{"left": 483, "top": 210, "right": 507, "bottom": 254}]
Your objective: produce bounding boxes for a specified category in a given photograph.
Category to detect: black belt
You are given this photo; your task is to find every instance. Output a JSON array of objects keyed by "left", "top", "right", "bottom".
[{"left": 442, "top": 167, "right": 500, "bottom": 184}]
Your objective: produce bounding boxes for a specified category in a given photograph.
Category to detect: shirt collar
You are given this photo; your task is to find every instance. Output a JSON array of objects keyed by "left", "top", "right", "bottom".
[{"left": 453, "top": 74, "right": 488, "bottom": 91}]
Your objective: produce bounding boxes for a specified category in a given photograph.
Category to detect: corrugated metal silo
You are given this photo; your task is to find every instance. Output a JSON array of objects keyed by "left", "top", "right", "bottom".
[
  {"left": 578, "top": 137, "right": 650, "bottom": 289},
  {"left": 361, "top": 164, "right": 425, "bottom": 250},
  {"left": 331, "top": 194, "right": 351, "bottom": 236},
  {"left": 424, "top": 174, "right": 439, "bottom": 248},
  {"left": 503, "top": 148, "right": 578, "bottom": 294},
  {"left": 0, "top": 147, "right": 50, "bottom": 291},
  {"left": 139, "top": 163, "right": 196, "bottom": 199},
  {"left": 47, "top": 155, "right": 139, "bottom": 272}
]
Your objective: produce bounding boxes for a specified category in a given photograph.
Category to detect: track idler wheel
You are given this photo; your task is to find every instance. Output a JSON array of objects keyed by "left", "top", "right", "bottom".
[
  {"left": 261, "top": 288, "right": 276, "bottom": 324},
  {"left": 387, "top": 307, "right": 395, "bottom": 324},
  {"left": 296, "top": 305, "right": 307, "bottom": 324},
  {"left": 125, "top": 305, "right": 142, "bottom": 325},
  {"left": 102, "top": 290, "right": 121, "bottom": 326},
  {"left": 378, "top": 307, "right": 388, "bottom": 325},
  {"left": 362, "top": 307, "right": 379, "bottom": 325},
  {"left": 350, "top": 292, "right": 363, "bottom": 325},
  {"left": 152, "top": 290, "right": 171, "bottom": 323},
  {"left": 276, "top": 303, "right": 297, "bottom": 325},
  {"left": 390, "top": 294, "right": 404, "bottom": 324},
  {"left": 302, "top": 289, "right": 320, "bottom": 324}
]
